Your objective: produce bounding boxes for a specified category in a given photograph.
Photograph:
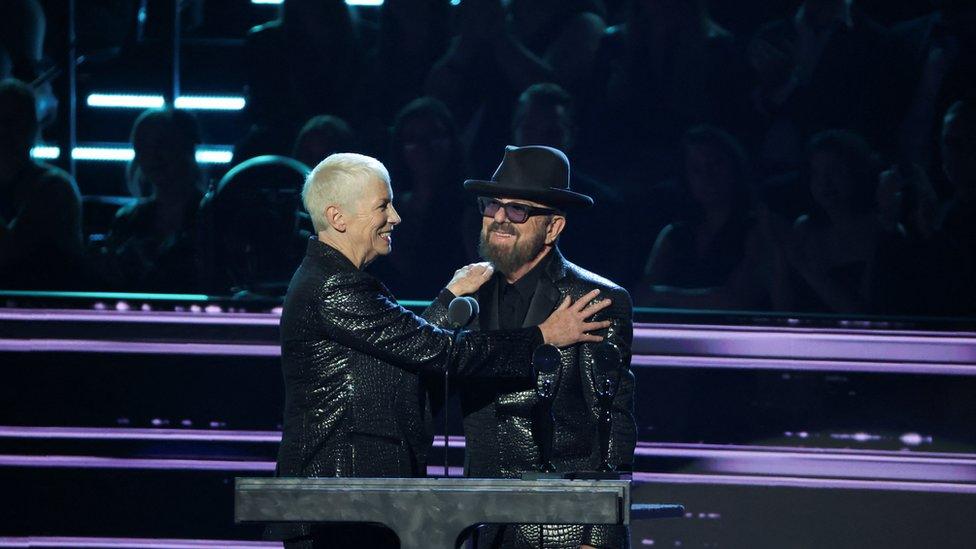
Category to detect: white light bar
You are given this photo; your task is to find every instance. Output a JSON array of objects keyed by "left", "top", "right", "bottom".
[
  {"left": 252, "top": 0, "right": 387, "bottom": 5},
  {"left": 195, "top": 148, "right": 234, "bottom": 164},
  {"left": 72, "top": 146, "right": 135, "bottom": 161},
  {"left": 30, "top": 145, "right": 233, "bottom": 164},
  {"left": 87, "top": 93, "right": 165, "bottom": 109},
  {"left": 30, "top": 146, "right": 61, "bottom": 160},
  {"left": 173, "top": 96, "right": 246, "bottom": 111},
  {"left": 86, "top": 93, "right": 246, "bottom": 111}
]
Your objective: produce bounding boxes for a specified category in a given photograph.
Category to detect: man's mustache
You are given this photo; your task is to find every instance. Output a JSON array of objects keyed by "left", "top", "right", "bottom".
[{"left": 487, "top": 222, "right": 517, "bottom": 236}]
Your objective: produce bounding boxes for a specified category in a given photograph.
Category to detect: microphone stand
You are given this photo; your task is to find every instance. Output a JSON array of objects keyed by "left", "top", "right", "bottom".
[{"left": 444, "top": 297, "right": 478, "bottom": 477}]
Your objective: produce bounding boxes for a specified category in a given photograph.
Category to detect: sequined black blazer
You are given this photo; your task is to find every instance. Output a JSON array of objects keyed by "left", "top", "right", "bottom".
[
  {"left": 271, "top": 239, "right": 541, "bottom": 545},
  {"left": 426, "top": 248, "right": 637, "bottom": 549}
]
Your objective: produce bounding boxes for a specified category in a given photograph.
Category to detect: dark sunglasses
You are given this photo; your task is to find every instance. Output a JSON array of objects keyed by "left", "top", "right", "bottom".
[{"left": 478, "top": 197, "right": 561, "bottom": 224}]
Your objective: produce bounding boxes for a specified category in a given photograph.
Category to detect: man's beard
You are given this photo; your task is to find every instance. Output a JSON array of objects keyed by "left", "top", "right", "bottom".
[{"left": 478, "top": 221, "right": 548, "bottom": 276}]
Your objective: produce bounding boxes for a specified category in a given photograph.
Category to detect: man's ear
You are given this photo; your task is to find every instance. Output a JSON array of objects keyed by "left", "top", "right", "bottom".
[
  {"left": 325, "top": 205, "right": 346, "bottom": 232},
  {"left": 545, "top": 215, "right": 566, "bottom": 245}
]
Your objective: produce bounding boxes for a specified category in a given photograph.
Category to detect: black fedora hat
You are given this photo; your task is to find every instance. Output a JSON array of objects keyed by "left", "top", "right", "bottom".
[{"left": 463, "top": 145, "right": 593, "bottom": 209}]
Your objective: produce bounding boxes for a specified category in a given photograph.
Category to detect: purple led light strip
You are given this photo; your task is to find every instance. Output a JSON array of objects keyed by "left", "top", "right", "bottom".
[
  {"left": 0, "top": 455, "right": 275, "bottom": 471},
  {"left": 3, "top": 453, "right": 967, "bottom": 492},
  {"left": 0, "top": 426, "right": 467, "bottom": 447},
  {"left": 631, "top": 471, "right": 976, "bottom": 494},
  {"left": 4, "top": 337, "right": 970, "bottom": 375},
  {"left": 0, "top": 537, "right": 280, "bottom": 548},
  {"left": 0, "top": 426, "right": 282, "bottom": 442},
  {"left": 3, "top": 426, "right": 971, "bottom": 465},
  {"left": 635, "top": 441, "right": 976, "bottom": 460},
  {"left": 0, "top": 339, "right": 279, "bottom": 356},
  {"left": 630, "top": 354, "right": 976, "bottom": 375},
  {"left": 0, "top": 309, "right": 279, "bottom": 325}
]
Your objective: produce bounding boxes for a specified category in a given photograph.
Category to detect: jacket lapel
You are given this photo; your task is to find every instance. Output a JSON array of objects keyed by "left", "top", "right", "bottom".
[{"left": 521, "top": 248, "right": 568, "bottom": 328}]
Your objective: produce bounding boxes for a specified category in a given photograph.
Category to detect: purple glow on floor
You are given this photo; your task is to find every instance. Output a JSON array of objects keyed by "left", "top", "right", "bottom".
[
  {"left": 0, "top": 537, "right": 281, "bottom": 548},
  {"left": 630, "top": 354, "right": 976, "bottom": 375},
  {"left": 0, "top": 426, "right": 282, "bottom": 442},
  {"left": 0, "top": 309, "right": 280, "bottom": 325},
  {"left": 632, "top": 324, "right": 976, "bottom": 364},
  {"left": 0, "top": 339, "right": 280, "bottom": 356},
  {"left": 631, "top": 471, "right": 976, "bottom": 493},
  {"left": 634, "top": 443, "right": 976, "bottom": 482},
  {"left": 0, "top": 454, "right": 275, "bottom": 471}
]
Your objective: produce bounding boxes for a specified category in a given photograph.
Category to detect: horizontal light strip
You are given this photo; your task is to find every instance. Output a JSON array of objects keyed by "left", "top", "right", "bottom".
[
  {"left": 3, "top": 427, "right": 971, "bottom": 466},
  {"left": 29, "top": 146, "right": 60, "bottom": 159},
  {"left": 0, "top": 454, "right": 463, "bottom": 477},
  {"left": 87, "top": 94, "right": 165, "bottom": 109},
  {"left": 0, "top": 291, "right": 211, "bottom": 301},
  {"left": 29, "top": 145, "right": 233, "bottom": 164},
  {"left": 173, "top": 96, "right": 246, "bottom": 111},
  {"left": 86, "top": 93, "right": 245, "bottom": 111},
  {"left": 0, "top": 537, "right": 280, "bottom": 549},
  {"left": 630, "top": 354, "right": 976, "bottom": 376},
  {"left": 0, "top": 426, "right": 282, "bottom": 443},
  {"left": 73, "top": 146, "right": 134, "bottom": 161},
  {"left": 0, "top": 426, "right": 470, "bottom": 447},
  {"left": 0, "top": 309, "right": 278, "bottom": 325},
  {"left": 631, "top": 471, "right": 976, "bottom": 494},
  {"left": 2, "top": 453, "right": 969, "bottom": 492},
  {"left": 0, "top": 454, "right": 274, "bottom": 471},
  {"left": 0, "top": 339, "right": 279, "bottom": 356}
]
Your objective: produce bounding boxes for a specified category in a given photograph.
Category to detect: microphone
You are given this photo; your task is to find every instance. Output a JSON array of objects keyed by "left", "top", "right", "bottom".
[
  {"left": 532, "top": 344, "right": 561, "bottom": 473},
  {"left": 447, "top": 296, "right": 478, "bottom": 329},
  {"left": 592, "top": 342, "right": 622, "bottom": 472}
]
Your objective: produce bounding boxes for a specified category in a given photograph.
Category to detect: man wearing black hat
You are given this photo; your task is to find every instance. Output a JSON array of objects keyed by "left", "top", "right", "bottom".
[{"left": 426, "top": 145, "right": 637, "bottom": 549}]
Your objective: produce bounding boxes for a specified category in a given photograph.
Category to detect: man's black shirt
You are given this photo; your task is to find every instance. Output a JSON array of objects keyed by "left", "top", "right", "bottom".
[{"left": 496, "top": 250, "right": 554, "bottom": 329}]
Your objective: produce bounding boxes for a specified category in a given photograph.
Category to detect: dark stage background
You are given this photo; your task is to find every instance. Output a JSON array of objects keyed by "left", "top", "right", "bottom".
[{"left": 1, "top": 0, "right": 975, "bottom": 547}]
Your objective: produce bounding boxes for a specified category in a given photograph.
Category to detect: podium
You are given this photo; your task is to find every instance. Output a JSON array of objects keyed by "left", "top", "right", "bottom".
[{"left": 235, "top": 477, "right": 683, "bottom": 549}]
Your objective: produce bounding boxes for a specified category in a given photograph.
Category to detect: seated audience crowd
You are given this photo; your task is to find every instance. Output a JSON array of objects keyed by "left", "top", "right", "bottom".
[{"left": 1, "top": 0, "right": 975, "bottom": 317}]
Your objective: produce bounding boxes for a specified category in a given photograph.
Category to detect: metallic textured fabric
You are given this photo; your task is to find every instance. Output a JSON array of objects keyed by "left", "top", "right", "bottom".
[
  {"left": 269, "top": 238, "right": 540, "bottom": 542},
  {"left": 428, "top": 248, "right": 637, "bottom": 549}
]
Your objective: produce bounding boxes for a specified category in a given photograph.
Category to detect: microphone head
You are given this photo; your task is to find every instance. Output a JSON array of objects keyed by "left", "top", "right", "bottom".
[
  {"left": 532, "top": 344, "right": 561, "bottom": 375},
  {"left": 594, "top": 342, "right": 622, "bottom": 378},
  {"left": 447, "top": 296, "right": 476, "bottom": 328},
  {"left": 464, "top": 296, "right": 480, "bottom": 317}
]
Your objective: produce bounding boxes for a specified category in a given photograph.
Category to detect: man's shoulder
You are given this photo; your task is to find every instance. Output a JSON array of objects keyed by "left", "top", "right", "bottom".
[{"left": 560, "top": 257, "right": 631, "bottom": 301}]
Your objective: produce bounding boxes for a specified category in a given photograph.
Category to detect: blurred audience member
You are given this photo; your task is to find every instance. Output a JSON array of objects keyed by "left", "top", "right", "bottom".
[
  {"left": 427, "top": 0, "right": 606, "bottom": 176},
  {"left": 366, "top": 0, "right": 451, "bottom": 126},
  {"left": 587, "top": 0, "right": 745, "bottom": 185},
  {"left": 291, "top": 115, "right": 356, "bottom": 170},
  {"left": 775, "top": 130, "right": 884, "bottom": 313},
  {"left": 0, "top": 0, "right": 56, "bottom": 127},
  {"left": 0, "top": 79, "right": 84, "bottom": 290},
  {"left": 372, "top": 97, "right": 469, "bottom": 298},
  {"left": 510, "top": 82, "right": 631, "bottom": 283},
  {"left": 99, "top": 108, "right": 203, "bottom": 292},
  {"left": 749, "top": 0, "right": 893, "bottom": 172},
  {"left": 868, "top": 162, "right": 945, "bottom": 314},
  {"left": 932, "top": 101, "right": 976, "bottom": 312},
  {"left": 635, "top": 125, "right": 764, "bottom": 309},
  {"left": 893, "top": 1, "right": 976, "bottom": 172},
  {"left": 235, "top": 0, "right": 364, "bottom": 164}
]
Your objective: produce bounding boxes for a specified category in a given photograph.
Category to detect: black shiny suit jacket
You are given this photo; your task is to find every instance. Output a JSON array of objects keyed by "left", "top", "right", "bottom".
[
  {"left": 270, "top": 238, "right": 541, "bottom": 545},
  {"left": 426, "top": 248, "right": 637, "bottom": 549}
]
